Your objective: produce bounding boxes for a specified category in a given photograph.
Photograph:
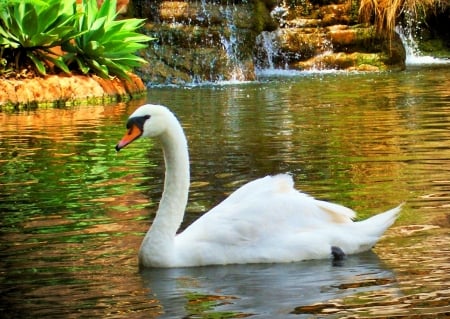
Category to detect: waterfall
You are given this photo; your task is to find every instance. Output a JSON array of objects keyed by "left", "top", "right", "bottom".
[
  {"left": 140, "top": 1, "right": 448, "bottom": 85},
  {"left": 254, "top": 29, "right": 337, "bottom": 77},
  {"left": 255, "top": 31, "right": 279, "bottom": 71},
  {"left": 140, "top": 1, "right": 256, "bottom": 85},
  {"left": 218, "top": 5, "right": 247, "bottom": 82},
  {"left": 396, "top": 26, "right": 441, "bottom": 65},
  {"left": 396, "top": 12, "right": 449, "bottom": 65}
]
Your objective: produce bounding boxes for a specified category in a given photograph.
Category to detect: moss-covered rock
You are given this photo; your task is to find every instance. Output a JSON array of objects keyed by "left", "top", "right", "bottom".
[
  {"left": 134, "top": 0, "right": 409, "bottom": 83},
  {"left": 135, "top": 0, "right": 277, "bottom": 83},
  {"left": 255, "top": 1, "right": 406, "bottom": 72}
]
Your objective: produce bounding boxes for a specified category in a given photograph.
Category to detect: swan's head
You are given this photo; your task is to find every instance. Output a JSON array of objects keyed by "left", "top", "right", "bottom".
[{"left": 115, "top": 104, "right": 173, "bottom": 151}]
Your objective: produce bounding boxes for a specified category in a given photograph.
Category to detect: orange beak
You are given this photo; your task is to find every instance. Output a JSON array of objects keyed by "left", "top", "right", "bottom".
[{"left": 115, "top": 124, "right": 143, "bottom": 151}]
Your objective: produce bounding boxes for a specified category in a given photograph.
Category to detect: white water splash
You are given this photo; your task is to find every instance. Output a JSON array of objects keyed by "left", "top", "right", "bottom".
[
  {"left": 396, "top": 25, "right": 449, "bottom": 65},
  {"left": 219, "top": 5, "right": 247, "bottom": 82},
  {"left": 257, "top": 31, "right": 279, "bottom": 70}
]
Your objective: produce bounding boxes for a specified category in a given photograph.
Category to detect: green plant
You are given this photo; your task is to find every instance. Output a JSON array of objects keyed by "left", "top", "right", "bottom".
[
  {"left": 0, "top": 0, "right": 48, "bottom": 10},
  {"left": 0, "top": 0, "right": 82, "bottom": 75},
  {"left": 0, "top": 0, "right": 153, "bottom": 79},
  {"left": 63, "top": 0, "right": 154, "bottom": 79}
]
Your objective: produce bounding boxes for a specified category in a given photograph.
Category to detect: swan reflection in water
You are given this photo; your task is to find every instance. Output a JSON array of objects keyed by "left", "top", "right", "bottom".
[{"left": 140, "top": 251, "right": 397, "bottom": 318}]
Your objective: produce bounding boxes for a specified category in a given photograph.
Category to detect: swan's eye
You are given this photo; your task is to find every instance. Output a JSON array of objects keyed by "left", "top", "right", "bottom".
[{"left": 126, "top": 115, "right": 151, "bottom": 130}]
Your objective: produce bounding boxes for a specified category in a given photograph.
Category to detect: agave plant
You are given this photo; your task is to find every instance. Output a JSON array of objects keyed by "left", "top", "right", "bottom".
[
  {"left": 0, "top": 0, "right": 82, "bottom": 75},
  {"left": 63, "top": 0, "right": 153, "bottom": 79}
]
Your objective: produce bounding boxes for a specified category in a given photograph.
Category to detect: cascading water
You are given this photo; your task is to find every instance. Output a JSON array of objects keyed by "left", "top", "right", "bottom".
[
  {"left": 255, "top": 31, "right": 280, "bottom": 71},
  {"left": 254, "top": 5, "right": 288, "bottom": 73},
  {"left": 396, "top": 26, "right": 439, "bottom": 65},
  {"left": 219, "top": 5, "right": 247, "bottom": 82},
  {"left": 254, "top": 30, "right": 302, "bottom": 77},
  {"left": 396, "top": 11, "right": 449, "bottom": 65},
  {"left": 139, "top": 1, "right": 444, "bottom": 85},
  {"left": 139, "top": 0, "right": 256, "bottom": 85}
]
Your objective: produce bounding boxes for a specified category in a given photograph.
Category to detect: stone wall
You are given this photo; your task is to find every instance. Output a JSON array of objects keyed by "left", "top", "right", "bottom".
[
  {"left": 135, "top": 0, "right": 276, "bottom": 84},
  {"left": 133, "top": 0, "right": 406, "bottom": 84},
  {"left": 256, "top": 0, "right": 406, "bottom": 72}
]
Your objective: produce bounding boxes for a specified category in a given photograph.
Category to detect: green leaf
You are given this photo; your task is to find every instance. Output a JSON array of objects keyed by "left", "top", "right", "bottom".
[
  {"left": 61, "top": 41, "right": 79, "bottom": 54},
  {"left": 28, "top": 33, "right": 59, "bottom": 47},
  {"left": 27, "top": 51, "right": 46, "bottom": 75},
  {"left": 98, "top": 0, "right": 118, "bottom": 23},
  {"left": 21, "top": 5, "right": 38, "bottom": 38},
  {"left": 74, "top": 57, "right": 91, "bottom": 74},
  {"left": 48, "top": 55, "right": 71, "bottom": 74},
  {"left": 2, "top": 0, "right": 80, "bottom": 48},
  {"left": 83, "top": 0, "right": 99, "bottom": 29},
  {"left": 14, "top": 2, "right": 26, "bottom": 31},
  {"left": 38, "top": 3, "right": 63, "bottom": 33},
  {"left": 85, "top": 41, "right": 104, "bottom": 56},
  {"left": 90, "top": 59, "right": 109, "bottom": 78},
  {"left": 9, "top": 11, "right": 25, "bottom": 41},
  {"left": 90, "top": 16, "right": 107, "bottom": 32},
  {"left": 84, "top": 17, "right": 107, "bottom": 43},
  {"left": 0, "top": 26, "right": 20, "bottom": 47}
]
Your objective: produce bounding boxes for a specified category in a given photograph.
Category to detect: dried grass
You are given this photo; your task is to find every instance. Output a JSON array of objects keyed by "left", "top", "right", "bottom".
[{"left": 358, "top": 0, "right": 445, "bottom": 35}]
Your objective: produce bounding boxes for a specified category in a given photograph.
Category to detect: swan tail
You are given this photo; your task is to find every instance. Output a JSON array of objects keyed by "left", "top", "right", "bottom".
[
  {"left": 356, "top": 203, "right": 403, "bottom": 239},
  {"left": 336, "top": 203, "right": 403, "bottom": 255}
]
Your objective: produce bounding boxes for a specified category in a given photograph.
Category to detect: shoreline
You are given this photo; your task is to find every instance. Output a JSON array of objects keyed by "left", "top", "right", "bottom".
[{"left": 0, "top": 73, "right": 146, "bottom": 110}]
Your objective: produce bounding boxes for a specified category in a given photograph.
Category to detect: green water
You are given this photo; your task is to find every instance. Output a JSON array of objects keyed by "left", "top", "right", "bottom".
[{"left": 1, "top": 66, "right": 449, "bottom": 318}]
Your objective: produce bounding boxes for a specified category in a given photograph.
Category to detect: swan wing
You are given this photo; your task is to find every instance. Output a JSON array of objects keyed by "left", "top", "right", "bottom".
[
  {"left": 174, "top": 174, "right": 360, "bottom": 265},
  {"left": 201, "top": 174, "right": 355, "bottom": 225},
  {"left": 217, "top": 174, "right": 355, "bottom": 219}
]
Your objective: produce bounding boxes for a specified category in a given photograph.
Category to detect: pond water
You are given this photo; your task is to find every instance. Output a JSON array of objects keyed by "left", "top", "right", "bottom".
[{"left": 1, "top": 66, "right": 450, "bottom": 318}]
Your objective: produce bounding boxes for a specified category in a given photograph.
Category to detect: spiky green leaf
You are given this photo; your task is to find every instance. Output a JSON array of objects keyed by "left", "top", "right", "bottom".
[{"left": 27, "top": 51, "right": 46, "bottom": 75}]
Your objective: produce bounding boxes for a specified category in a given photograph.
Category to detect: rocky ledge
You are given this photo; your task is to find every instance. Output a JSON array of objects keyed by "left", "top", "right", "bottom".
[{"left": 0, "top": 73, "right": 146, "bottom": 110}]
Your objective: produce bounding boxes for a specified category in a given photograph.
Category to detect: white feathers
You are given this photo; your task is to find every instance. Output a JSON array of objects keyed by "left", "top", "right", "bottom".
[{"left": 124, "top": 104, "right": 402, "bottom": 268}]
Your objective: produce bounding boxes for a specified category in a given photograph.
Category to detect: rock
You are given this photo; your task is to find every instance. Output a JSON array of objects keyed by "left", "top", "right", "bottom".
[
  {"left": 134, "top": 0, "right": 406, "bottom": 83},
  {"left": 328, "top": 27, "right": 358, "bottom": 46},
  {"left": 0, "top": 73, "right": 146, "bottom": 109},
  {"left": 32, "top": 77, "right": 63, "bottom": 102},
  {"left": 14, "top": 80, "right": 35, "bottom": 104},
  {"left": 286, "top": 18, "right": 322, "bottom": 28},
  {"left": 294, "top": 52, "right": 386, "bottom": 71},
  {"left": 277, "top": 28, "right": 329, "bottom": 58},
  {"left": 319, "top": 3, "right": 351, "bottom": 26},
  {"left": 256, "top": 6, "right": 406, "bottom": 72},
  {"left": 136, "top": 0, "right": 275, "bottom": 84},
  {"left": 159, "top": 1, "right": 193, "bottom": 23},
  {"left": 0, "top": 80, "right": 17, "bottom": 105}
]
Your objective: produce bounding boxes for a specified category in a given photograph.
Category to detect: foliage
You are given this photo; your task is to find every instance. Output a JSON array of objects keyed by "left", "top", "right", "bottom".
[
  {"left": 63, "top": 0, "right": 153, "bottom": 79},
  {"left": 0, "top": 0, "right": 153, "bottom": 79},
  {"left": 0, "top": 0, "right": 48, "bottom": 9},
  {"left": 0, "top": 0, "right": 82, "bottom": 75}
]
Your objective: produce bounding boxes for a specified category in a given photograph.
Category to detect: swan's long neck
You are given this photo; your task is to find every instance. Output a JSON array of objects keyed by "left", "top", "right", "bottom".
[{"left": 139, "top": 116, "right": 190, "bottom": 267}]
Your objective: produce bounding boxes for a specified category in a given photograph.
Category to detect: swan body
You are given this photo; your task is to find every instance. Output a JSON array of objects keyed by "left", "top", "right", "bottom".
[{"left": 116, "top": 104, "right": 402, "bottom": 268}]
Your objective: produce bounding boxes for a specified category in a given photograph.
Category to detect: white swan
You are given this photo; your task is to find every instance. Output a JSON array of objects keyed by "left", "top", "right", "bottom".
[{"left": 116, "top": 104, "right": 402, "bottom": 268}]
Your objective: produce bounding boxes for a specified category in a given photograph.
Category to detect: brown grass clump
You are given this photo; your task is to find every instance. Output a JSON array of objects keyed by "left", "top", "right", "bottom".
[{"left": 358, "top": 0, "right": 444, "bottom": 35}]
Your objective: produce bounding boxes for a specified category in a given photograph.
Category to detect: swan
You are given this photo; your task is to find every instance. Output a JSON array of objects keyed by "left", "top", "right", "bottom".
[{"left": 115, "top": 104, "right": 402, "bottom": 268}]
